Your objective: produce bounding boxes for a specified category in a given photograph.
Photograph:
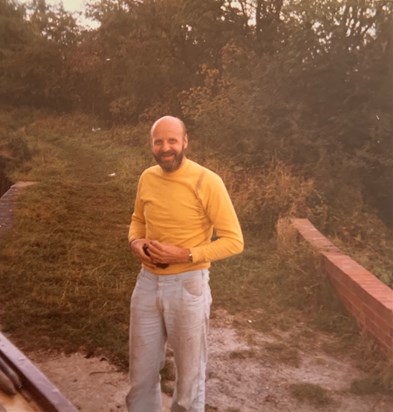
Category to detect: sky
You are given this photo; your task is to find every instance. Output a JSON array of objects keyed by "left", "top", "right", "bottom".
[
  {"left": 20, "top": 0, "right": 87, "bottom": 13},
  {"left": 46, "top": 0, "right": 85, "bottom": 11},
  {"left": 19, "top": 0, "right": 99, "bottom": 28},
  {"left": 46, "top": 0, "right": 85, "bottom": 12}
]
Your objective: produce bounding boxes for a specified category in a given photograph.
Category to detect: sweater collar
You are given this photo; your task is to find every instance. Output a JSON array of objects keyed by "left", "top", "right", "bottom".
[{"left": 159, "top": 157, "right": 189, "bottom": 177}]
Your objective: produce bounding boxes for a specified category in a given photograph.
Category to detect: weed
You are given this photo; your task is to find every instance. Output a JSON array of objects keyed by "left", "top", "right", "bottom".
[
  {"left": 6, "top": 132, "right": 31, "bottom": 163},
  {"left": 228, "top": 350, "right": 255, "bottom": 360},
  {"left": 289, "top": 382, "right": 333, "bottom": 407},
  {"left": 350, "top": 340, "right": 393, "bottom": 395},
  {"left": 160, "top": 362, "right": 175, "bottom": 396},
  {"left": 263, "top": 342, "right": 301, "bottom": 367}
]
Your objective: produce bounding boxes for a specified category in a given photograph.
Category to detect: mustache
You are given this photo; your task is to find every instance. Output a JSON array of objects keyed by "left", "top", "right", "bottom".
[{"left": 157, "top": 150, "right": 177, "bottom": 157}]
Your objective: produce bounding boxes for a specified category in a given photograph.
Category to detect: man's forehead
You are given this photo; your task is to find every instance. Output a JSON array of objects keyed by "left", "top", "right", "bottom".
[{"left": 151, "top": 116, "right": 186, "bottom": 136}]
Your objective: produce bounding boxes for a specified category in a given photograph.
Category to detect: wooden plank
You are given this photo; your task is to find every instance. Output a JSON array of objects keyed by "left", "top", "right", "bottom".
[
  {"left": 0, "top": 333, "right": 77, "bottom": 412},
  {"left": 0, "top": 389, "right": 41, "bottom": 412}
]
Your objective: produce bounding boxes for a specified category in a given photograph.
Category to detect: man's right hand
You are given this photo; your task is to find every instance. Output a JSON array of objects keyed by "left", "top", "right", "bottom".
[{"left": 129, "top": 239, "right": 154, "bottom": 267}]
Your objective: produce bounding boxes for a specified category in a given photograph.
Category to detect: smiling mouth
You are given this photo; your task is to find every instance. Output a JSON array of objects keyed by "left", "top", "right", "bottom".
[{"left": 160, "top": 153, "right": 175, "bottom": 160}]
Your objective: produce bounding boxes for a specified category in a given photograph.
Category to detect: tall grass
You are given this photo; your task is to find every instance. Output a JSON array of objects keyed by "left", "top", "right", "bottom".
[{"left": 195, "top": 152, "right": 393, "bottom": 287}]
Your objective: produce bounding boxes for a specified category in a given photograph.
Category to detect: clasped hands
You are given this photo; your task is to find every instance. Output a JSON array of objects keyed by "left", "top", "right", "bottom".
[{"left": 129, "top": 239, "right": 190, "bottom": 269}]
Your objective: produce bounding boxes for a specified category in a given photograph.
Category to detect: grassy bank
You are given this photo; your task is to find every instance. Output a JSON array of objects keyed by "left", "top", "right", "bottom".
[
  {"left": 0, "top": 114, "right": 143, "bottom": 361},
  {"left": 0, "top": 112, "right": 391, "bottom": 395}
]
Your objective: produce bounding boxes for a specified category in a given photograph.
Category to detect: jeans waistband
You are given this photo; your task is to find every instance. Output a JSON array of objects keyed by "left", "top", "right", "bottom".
[{"left": 140, "top": 268, "right": 209, "bottom": 283}]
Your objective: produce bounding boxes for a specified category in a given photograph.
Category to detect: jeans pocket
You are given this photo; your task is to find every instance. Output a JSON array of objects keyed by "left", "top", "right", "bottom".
[{"left": 182, "top": 274, "right": 203, "bottom": 297}]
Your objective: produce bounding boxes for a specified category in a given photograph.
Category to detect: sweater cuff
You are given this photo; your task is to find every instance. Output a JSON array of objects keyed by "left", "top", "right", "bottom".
[{"left": 189, "top": 247, "right": 205, "bottom": 264}]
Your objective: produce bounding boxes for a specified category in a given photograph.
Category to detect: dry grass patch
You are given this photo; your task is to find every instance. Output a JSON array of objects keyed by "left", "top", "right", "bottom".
[
  {"left": 289, "top": 382, "right": 334, "bottom": 407},
  {"left": 263, "top": 342, "right": 301, "bottom": 367}
]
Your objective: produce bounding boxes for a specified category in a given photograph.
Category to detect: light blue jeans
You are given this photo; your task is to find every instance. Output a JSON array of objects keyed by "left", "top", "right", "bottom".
[{"left": 126, "top": 268, "right": 212, "bottom": 412}]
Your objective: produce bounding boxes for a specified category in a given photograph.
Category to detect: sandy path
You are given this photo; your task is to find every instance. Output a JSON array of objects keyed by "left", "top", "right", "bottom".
[{"left": 29, "top": 308, "right": 393, "bottom": 412}]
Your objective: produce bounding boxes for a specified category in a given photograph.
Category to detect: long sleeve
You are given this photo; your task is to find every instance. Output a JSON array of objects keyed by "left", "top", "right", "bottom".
[
  {"left": 128, "top": 178, "right": 146, "bottom": 242},
  {"left": 190, "top": 172, "right": 244, "bottom": 263}
]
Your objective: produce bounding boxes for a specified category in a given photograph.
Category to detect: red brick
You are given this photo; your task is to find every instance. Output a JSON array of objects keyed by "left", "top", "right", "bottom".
[
  {"left": 361, "top": 292, "right": 393, "bottom": 321},
  {"left": 292, "top": 218, "right": 393, "bottom": 358},
  {"left": 362, "top": 329, "right": 393, "bottom": 354},
  {"left": 329, "top": 277, "right": 365, "bottom": 309},
  {"left": 339, "top": 294, "right": 365, "bottom": 325},
  {"left": 370, "top": 329, "right": 392, "bottom": 350},
  {"left": 361, "top": 321, "right": 392, "bottom": 352},
  {"left": 361, "top": 304, "right": 392, "bottom": 334},
  {"left": 324, "top": 259, "right": 393, "bottom": 321}
]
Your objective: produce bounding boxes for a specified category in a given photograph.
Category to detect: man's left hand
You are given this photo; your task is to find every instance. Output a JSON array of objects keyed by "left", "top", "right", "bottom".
[{"left": 147, "top": 240, "right": 190, "bottom": 265}]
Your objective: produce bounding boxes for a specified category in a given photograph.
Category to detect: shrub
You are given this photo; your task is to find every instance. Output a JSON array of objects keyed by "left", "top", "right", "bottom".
[
  {"left": 8, "top": 132, "right": 32, "bottom": 163},
  {"left": 200, "top": 157, "right": 327, "bottom": 237}
]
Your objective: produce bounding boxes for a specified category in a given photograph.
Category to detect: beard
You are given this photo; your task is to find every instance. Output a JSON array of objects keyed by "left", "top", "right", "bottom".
[{"left": 153, "top": 149, "right": 185, "bottom": 172}]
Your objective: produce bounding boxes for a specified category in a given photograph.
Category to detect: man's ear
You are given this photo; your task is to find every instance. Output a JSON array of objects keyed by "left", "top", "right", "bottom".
[{"left": 184, "top": 134, "right": 189, "bottom": 149}]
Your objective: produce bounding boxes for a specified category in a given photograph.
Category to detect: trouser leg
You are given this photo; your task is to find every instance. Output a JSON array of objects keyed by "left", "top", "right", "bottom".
[
  {"left": 126, "top": 270, "right": 165, "bottom": 412},
  {"left": 165, "top": 270, "right": 212, "bottom": 412}
]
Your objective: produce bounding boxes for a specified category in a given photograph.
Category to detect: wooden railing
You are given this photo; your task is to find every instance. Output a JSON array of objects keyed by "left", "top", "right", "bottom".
[{"left": 0, "top": 333, "right": 78, "bottom": 411}]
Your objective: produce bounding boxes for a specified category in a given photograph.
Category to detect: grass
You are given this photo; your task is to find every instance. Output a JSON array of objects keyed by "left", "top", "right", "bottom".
[
  {"left": 0, "top": 116, "right": 145, "bottom": 365},
  {"left": 289, "top": 382, "right": 334, "bottom": 407},
  {"left": 0, "top": 112, "right": 392, "bottom": 396},
  {"left": 333, "top": 234, "right": 393, "bottom": 288},
  {"left": 263, "top": 342, "right": 301, "bottom": 367}
]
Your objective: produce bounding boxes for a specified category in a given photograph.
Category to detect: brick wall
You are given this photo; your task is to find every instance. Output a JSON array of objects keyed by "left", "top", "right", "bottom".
[{"left": 291, "top": 218, "right": 393, "bottom": 357}]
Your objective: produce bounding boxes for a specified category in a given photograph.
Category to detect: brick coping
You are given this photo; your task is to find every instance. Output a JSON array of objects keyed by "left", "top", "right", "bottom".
[{"left": 291, "top": 218, "right": 393, "bottom": 357}]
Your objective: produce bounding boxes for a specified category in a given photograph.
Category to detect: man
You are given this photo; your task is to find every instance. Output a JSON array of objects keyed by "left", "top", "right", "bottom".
[{"left": 126, "top": 116, "right": 243, "bottom": 412}]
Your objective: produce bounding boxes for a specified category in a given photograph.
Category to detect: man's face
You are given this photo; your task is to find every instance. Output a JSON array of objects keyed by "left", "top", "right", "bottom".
[{"left": 151, "top": 120, "right": 188, "bottom": 172}]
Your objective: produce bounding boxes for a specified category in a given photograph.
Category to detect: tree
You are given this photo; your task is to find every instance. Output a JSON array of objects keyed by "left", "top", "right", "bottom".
[
  {"left": 178, "top": 0, "right": 392, "bottom": 227},
  {"left": 0, "top": 0, "right": 80, "bottom": 109}
]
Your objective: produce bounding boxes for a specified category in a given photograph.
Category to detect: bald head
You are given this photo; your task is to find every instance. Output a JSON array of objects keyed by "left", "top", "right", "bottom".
[{"left": 150, "top": 116, "right": 187, "bottom": 139}]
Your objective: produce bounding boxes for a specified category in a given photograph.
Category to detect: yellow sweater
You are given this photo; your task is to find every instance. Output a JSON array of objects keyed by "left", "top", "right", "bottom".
[{"left": 128, "top": 158, "right": 243, "bottom": 274}]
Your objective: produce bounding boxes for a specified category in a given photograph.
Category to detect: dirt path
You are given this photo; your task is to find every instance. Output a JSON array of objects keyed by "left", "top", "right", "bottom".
[{"left": 28, "top": 308, "right": 393, "bottom": 412}]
